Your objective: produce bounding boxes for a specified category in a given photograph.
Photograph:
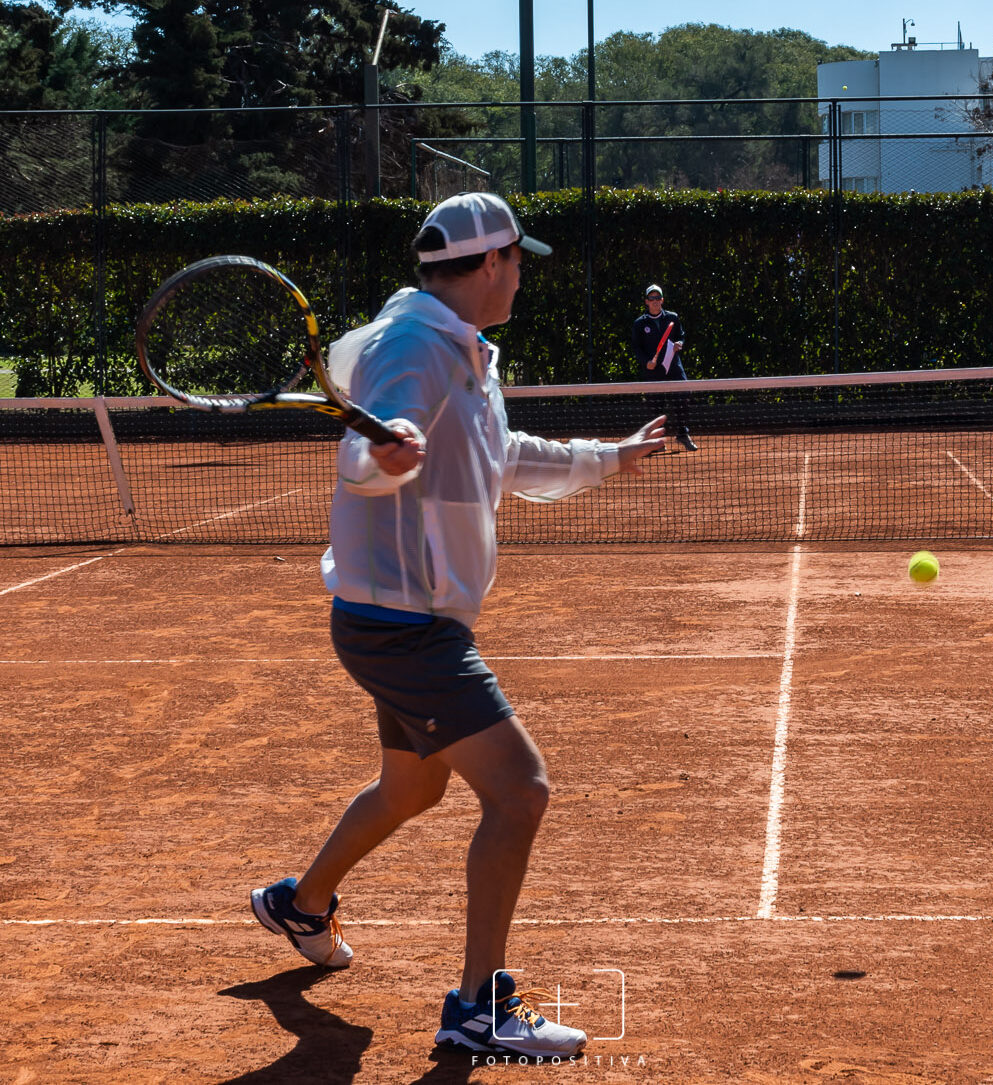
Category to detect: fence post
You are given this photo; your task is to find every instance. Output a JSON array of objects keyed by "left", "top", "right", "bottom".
[
  {"left": 336, "top": 111, "right": 353, "bottom": 324},
  {"left": 363, "top": 62, "right": 381, "bottom": 198},
  {"left": 582, "top": 100, "right": 595, "bottom": 382},
  {"left": 519, "top": 0, "right": 537, "bottom": 192},
  {"left": 830, "top": 100, "right": 842, "bottom": 374},
  {"left": 92, "top": 112, "right": 108, "bottom": 395}
]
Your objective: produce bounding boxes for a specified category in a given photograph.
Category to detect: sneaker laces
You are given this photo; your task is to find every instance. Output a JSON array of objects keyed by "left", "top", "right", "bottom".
[
  {"left": 499, "top": 987, "right": 554, "bottom": 1028},
  {"left": 312, "top": 896, "right": 345, "bottom": 950},
  {"left": 320, "top": 896, "right": 346, "bottom": 950}
]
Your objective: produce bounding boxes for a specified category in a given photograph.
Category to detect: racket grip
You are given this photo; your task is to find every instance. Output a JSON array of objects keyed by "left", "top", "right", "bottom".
[{"left": 344, "top": 403, "right": 403, "bottom": 444}]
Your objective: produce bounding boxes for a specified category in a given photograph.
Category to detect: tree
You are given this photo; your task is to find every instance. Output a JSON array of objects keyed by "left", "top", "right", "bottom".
[
  {"left": 64, "top": 1, "right": 450, "bottom": 198},
  {"left": 0, "top": 1, "right": 124, "bottom": 108},
  {"left": 0, "top": 3, "right": 134, "bottom": 216},
  {"left": 407, "top": 24, "right": 873, "bottom": 193}
]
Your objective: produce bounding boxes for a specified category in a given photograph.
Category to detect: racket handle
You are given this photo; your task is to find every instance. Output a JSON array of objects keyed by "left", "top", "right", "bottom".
[{"left": 343, "top": 403, "right": 403, "bottom": 444}]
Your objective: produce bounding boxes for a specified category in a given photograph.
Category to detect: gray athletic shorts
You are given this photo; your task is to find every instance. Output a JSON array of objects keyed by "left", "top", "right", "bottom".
[{"left": 330, "top": 607, "right": 515, "bottom": 759}]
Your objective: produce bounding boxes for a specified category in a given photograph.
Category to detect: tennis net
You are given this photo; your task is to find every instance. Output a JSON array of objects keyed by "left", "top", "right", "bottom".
[{"left": 2, "top": 369, "right": 992, "bottom": 546}]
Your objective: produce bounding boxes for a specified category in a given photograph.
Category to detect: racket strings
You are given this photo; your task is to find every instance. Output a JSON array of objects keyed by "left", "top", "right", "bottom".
[{"left": 143, "top": 268, "right": 317, "bottom": 401}]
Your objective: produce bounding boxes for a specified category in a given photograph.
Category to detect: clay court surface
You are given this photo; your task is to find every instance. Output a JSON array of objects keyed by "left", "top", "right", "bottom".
[{"left": 2, "top": 541, "right": 993, "bottom": 1083}]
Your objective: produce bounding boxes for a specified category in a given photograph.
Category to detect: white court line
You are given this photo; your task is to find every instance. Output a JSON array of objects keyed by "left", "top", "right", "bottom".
[
  {"left": 150, "top": 489, "right": 303, "bottom": 540},
  {"left": 0, "top": 652, "right": 780, "bottom": 665},
  {"left": 3, "top": 914, "right": 992, "bottom": 928},
  {"left": 0, "top": 490, "right": 305, "bottom": 597},
  {"left": 0, "top": 555, "right": 117, "bottom": 597},
  {"left": 946, "top": 450, "right": 993, "bottom": 500},
  {"left": 756, "top": 452, "right": 809, "bottom": 920}
]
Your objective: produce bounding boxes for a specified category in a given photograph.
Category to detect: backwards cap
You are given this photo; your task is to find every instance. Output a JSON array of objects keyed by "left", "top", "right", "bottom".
[{"left": 415, "top": 191, "right": 552, "bottom": 263}]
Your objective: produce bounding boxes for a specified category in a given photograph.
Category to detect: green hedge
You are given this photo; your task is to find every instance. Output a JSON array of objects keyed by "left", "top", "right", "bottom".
[{"left": 1, "top": 188, "right": 991, "bottom": 396}]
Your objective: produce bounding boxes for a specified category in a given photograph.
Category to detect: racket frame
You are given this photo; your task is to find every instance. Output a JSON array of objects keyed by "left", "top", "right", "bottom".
[{"left": 136, "top": 254, "right": 398, "bottom": 443}]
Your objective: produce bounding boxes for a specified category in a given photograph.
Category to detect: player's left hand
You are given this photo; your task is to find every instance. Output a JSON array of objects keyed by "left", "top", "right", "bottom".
[{"left": 617, "top": 414, "right": 667, "bottom": 474}]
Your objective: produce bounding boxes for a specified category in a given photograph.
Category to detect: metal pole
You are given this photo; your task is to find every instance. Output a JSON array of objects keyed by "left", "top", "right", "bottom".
[
  {"left": 831, "top": 100, "right": 842, "bottom": 374},
  {"left": 363, "top": 10, "right": 391, "bottom": 199},
  {"left": 520, "top": 0, "right": 537, "bottom": 192},
  {"left": 363, "top": 62, "right": 381, "bottom": 198},
  {"left": 337, "top": 112, "right": 353, "bottom": 322},
  {"left": 586, "top": 0, "right": 596, "bottom": 188},
  {"left": 582, "top": 102, "right": 595, "bottom": 381},
  {"left": 587, "top": 0, "right": 595, "bottom": 100},
  {"left": 92, "top": 112, "right": 107, "bottom": 395}
]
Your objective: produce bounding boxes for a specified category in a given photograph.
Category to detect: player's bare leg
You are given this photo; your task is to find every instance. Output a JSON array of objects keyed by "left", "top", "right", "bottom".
[
  {"left": 437, "top": 715, "right": 550, "bottom": 1000},
  {"left": 294, "top": 748, "right": 451, "bottom": 915}
]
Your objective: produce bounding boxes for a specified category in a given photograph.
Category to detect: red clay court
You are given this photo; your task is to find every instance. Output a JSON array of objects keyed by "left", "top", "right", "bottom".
[
  {"left": 2, "top": 536, "right": 992, "bottom": 1083},
  {"left": 2, "top": 374, "right": 993, "bottom": 1082}
]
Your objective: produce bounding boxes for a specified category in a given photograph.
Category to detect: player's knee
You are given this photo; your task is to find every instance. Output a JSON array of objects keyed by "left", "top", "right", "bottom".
[
  {"left": 527, "top": 776, "right": 551, "bottom": 824},
  {"left": 501, "top": 774, "right": 550, "bottom": 830}
]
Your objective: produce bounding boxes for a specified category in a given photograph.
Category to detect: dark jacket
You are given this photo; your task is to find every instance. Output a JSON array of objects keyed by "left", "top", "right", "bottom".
[{"left": 632, "top": 309, "right": 686, "bottom": 379}]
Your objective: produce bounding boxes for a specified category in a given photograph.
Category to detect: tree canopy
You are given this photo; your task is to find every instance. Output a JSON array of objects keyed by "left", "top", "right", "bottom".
[
  {"left": 0, "top": 9, "right": 876, "bottom": 197},
  {"left": 397, "top": 24, "right": 874, "bottom": 190},
  {"left": 0, "top": 1, "right": 129, "bottom": 108}
]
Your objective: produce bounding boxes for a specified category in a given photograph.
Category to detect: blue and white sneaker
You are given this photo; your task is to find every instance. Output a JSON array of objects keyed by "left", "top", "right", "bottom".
[
  {"left": 435, "top": 970, "right": 587, "bottom": 1058},
  {"left": 250, "top": 877, "right": 353, "bottom": 968}
]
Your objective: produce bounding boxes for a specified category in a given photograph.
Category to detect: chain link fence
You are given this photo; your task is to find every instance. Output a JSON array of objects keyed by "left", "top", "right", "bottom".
[{"left": 1, "top": 95, "right": 991, "bottom": 395}]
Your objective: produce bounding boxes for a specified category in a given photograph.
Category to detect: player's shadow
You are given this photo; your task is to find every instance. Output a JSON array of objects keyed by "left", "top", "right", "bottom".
[
  {"left": 218, "top": 966, "right": 372, "bottom": 1084},
  {"left": 410, "top": 1046, "right": 564, "bottom": 1083},
  {"left": 406, "top": 1046, "right": 479, "bottom": 1085}
]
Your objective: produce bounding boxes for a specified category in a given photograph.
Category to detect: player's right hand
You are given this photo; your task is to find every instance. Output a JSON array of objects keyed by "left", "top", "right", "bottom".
[{"left": 370, "top": 420, "right": 426, "bottom": 475}]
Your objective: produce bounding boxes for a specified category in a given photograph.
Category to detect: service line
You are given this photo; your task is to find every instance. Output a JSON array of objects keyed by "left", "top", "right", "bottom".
[
  {"left": 0, "top": 652, "right": 781, "bottom": 665},
  {"left": 3, "top": 914, "right": 992, "bottom": 928}
]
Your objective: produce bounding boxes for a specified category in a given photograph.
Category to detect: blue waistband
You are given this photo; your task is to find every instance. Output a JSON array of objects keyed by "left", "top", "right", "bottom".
[{"left": 333, "top": 598, "right": 434, "bottom": 625}]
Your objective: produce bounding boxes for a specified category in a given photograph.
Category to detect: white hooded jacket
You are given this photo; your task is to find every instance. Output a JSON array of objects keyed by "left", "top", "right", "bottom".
[{"left": 320, "top": 288, "right": 621, "bottom": 628}]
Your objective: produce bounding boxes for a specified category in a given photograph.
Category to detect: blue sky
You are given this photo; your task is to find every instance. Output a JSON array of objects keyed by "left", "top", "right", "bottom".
[
  {"left": 406, "top": 1, "right": 993, "bottom": 60},
  {"left": 69, "top": 2, "right": 993, "bottom": 62}
]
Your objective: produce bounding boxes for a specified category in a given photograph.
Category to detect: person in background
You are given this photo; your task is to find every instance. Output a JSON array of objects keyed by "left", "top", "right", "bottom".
[{"left": 631, "top": 283, "right": 697, "bottom": 451}]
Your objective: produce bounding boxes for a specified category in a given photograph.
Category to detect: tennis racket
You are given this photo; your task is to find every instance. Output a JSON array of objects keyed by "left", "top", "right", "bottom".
[
  {"left": 135, "top": 254, "right": 399, "bottom": 444},
  {"left": 646, "top": 321, "right": 675, "bottom": 371}
]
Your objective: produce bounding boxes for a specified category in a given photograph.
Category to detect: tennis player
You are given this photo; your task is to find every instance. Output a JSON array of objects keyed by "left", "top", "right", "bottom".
[{"left": 251, "top": 191, "right": 666, "bottom": 1059}]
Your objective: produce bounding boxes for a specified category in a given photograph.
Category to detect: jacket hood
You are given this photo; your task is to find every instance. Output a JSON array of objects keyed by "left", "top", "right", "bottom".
[{"left": 327, "top": 288, "right": 483, "bottom": 395}]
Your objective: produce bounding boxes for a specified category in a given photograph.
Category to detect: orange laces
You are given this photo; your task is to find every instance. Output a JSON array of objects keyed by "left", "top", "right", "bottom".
[{"left": 499, "top": 987, "right": 555, "bottom": 1028}]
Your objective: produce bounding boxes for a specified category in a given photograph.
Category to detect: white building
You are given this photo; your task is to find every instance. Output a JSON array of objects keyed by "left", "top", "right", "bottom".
[{"left": 817, "top": 31, "right": 992, "bottom": 193}]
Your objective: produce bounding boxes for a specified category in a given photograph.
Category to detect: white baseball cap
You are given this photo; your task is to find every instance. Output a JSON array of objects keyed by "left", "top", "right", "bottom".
[
  {"left": 415, "top": 191, "right": 552, "bottom": 263},
  {"left": 645, "top": 284, "right": 664, "bottom": 298}
]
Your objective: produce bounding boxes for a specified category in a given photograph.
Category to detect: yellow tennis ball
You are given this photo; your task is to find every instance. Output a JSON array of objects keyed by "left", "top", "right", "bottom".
[{"left": 908, "top": 550, "right": 939, "bottom": 583}]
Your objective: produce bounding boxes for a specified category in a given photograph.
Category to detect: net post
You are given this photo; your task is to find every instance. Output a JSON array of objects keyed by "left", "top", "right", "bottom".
[{"left": 92, "top": 397, "right": 136, "bottom": 519}]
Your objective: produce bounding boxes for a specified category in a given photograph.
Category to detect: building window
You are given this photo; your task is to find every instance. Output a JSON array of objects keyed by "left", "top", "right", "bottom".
[
  {"left": 841, "top": 176, "right": 879, "bottom": 193},
  {"left": 819, "top": 110, "right": 881, "bottom": 135},
  {"left": 841, "top": 110, "right": 879, "bottom": 135}
]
